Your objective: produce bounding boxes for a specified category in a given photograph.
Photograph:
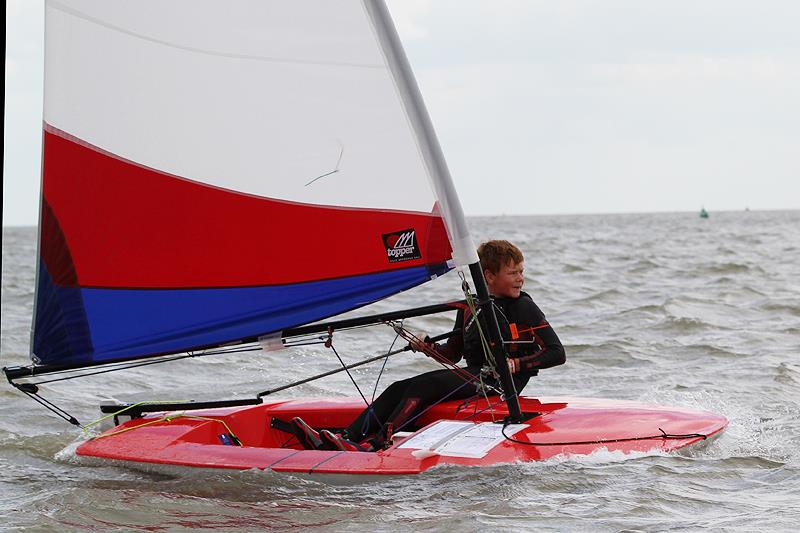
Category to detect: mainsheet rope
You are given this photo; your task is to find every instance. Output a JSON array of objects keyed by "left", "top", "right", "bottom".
[
  {"left": 389, "top": 325, "right": 480, "bottom": 384},
  {"left": 382, "top": 297, "right": 508, "bottom": 432}
]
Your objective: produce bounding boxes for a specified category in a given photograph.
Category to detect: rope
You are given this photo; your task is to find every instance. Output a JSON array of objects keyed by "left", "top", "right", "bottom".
[
  {"left": 389, "top": 321, "right": 501, "bottom": 421},
  {"left": 458, "top": 271, "right": 500, "bottom": 419},
  {"left": 500, "top": 424, "right": 708, "bottom": 446},
  {"left": 81, "top": 400, "right": 189, "bottom": 435},
  {"left": 92, "top": 413, "right": 242, "bottom": 444},
  {"left": 457, "top": 395, "right": 507, "bottom": 421},
  {"left": 389, "top": 324, "right": 478, "bottom": 384},
  {"left": 459, "top": 271, "right": 497, "bottom": 372},
  {"left": 356, "top": 321, "right": 490, "bottom": 442}
]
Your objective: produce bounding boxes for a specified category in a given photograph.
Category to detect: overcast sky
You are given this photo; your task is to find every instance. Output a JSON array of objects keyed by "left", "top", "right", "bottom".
[{"left": 4, "top": 1, "right": 800, "bottom": 226}]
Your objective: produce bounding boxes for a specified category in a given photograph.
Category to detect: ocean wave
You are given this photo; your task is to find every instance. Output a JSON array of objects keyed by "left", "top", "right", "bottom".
[
  {"left": 776, "top": 363, "right": 800, "bottom": 386},
  {"left": 759, "top": 302, "right": 800, "bottom": 318},
  {"left": 626, "top": 258, "right": 661, "bottom": 272},
  {"left": 654, "top": 315, "right": 713, "bottom": 332},
  {"left": 618, "top": 303, "right": 667, "bottom": 316},
  {"left": 562, "top": 263, "right": 587, "bottom": 273},
  {"left": 569, "top": 288, "right": 625, "bottom": 304},
  {"left": 703, "top": 262, "right": 763, "bottom": 275}
]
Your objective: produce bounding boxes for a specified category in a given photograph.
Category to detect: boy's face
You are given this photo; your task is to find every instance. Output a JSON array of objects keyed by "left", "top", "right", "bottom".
[{"left": 485, "top": 260, "right": 524, "bottom": 299}]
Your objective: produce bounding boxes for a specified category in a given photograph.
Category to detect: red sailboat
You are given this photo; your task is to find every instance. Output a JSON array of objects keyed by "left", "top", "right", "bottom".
[{"left": 5, "top": 0, "right": 726, "bottom": 475}]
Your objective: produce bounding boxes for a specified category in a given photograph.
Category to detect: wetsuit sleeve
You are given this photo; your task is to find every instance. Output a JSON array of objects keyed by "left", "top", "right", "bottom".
[
  {"left": 517, "top": 323, "right": 565, "bottom": 371},
  {"left": 511, "top": 298, "right": 566, "bottom": 374},
  {"left": 432, "top": 308, "right": 464, "bottom": 364}
]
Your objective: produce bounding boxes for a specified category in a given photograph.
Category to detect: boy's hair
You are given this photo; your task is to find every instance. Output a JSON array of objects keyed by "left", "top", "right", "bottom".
[{"left": 477, "top": 240, "right": 524, "bottom": 274}]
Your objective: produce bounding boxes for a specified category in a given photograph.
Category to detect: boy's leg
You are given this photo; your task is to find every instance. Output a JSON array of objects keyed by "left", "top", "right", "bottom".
[
  {"left": 344, "top": 376, "right": 417, "bottom": 442},
  {"left": 382, "top": 368, "right": 480, "bottom": 436}
]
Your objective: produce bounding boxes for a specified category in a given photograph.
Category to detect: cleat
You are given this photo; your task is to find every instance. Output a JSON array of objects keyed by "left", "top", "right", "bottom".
[
  {"left": 319, "top": 430, "right": 366, "bottom": 452},
  {"left": 291, "top": 417, "right": 323, "bottom": 450}
]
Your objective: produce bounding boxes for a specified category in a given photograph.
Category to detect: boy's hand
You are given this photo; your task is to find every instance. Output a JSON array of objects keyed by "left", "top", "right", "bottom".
[{"left": 409, "top": 337, "right": 432, "bottom": 352}]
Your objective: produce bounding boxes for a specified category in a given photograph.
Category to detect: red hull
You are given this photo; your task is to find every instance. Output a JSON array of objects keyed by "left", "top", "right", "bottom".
[{"left": 76, "top": 396, "right": 727, "bottom": 475}]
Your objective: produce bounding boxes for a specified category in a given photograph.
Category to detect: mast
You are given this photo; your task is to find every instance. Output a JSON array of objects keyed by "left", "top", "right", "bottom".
[{"left": 364, "top": 1, "right": 523, "bottom": 421}]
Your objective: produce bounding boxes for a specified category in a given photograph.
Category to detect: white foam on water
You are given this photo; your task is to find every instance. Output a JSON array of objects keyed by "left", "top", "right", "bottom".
[
  {"left": 53, "top": 439, "right": 83, "bottom": 464},
  {"left": 641, "top": 387, "right": 796, "bottom": 464},
  {"left": 544, "top": 446, "right": 670, "bottom": 465}
]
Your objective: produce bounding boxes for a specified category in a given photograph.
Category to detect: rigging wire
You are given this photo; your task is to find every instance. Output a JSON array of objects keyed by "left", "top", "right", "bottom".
[
  {"left": 372, "top": 322, "right": 402, "bottom": 402},
  {"left": 327, "top": 331, "right": 371, "bottom": 408},
  {"left": 357, "top": 321, "right": 404, "bottom": 440},
  {"left": 375, "top": 318, "right": 510, "bottom": 435}
]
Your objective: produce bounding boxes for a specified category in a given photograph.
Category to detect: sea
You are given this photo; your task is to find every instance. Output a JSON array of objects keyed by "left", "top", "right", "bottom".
[{"left": 2, "top": 210, "right": 799, "bottom": 532}]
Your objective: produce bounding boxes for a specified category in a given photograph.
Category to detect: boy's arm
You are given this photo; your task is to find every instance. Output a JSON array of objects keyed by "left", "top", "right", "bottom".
[
  {"left": 513, "top": 324, "right": 565, "bottom": 372},
  {"left": 508, "top": 298, "right": 566, "bottom": 374}
]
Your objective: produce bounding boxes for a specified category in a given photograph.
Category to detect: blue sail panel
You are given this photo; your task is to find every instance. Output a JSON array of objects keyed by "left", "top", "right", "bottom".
[{"left": 33, "top": 263, "right": 451, "bottom": 366}]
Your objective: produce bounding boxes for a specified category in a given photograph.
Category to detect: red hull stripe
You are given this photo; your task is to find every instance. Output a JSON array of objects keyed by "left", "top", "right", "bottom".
[{"left": 42, "top": 126, "right": 452, "bottom": 288}]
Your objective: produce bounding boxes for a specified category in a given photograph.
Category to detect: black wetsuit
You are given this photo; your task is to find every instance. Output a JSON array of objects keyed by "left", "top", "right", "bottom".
[{"left": 344, "top": 291, "right": 565, "bottom": 442}]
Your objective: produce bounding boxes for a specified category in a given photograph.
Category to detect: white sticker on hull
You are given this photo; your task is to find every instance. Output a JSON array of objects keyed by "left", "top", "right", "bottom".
[{"left": 398, "top": 421, "right": 527, "bottom": 459}]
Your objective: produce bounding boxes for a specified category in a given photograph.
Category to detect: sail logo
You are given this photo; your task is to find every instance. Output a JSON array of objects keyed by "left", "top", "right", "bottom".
[{"left": 382, "top": 229, "right": 422, "bottom": 263}]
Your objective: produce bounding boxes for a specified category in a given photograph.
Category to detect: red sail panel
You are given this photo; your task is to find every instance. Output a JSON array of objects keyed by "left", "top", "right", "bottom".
[{"left": 42, "top": 127, "right": 452, "bottom": 289}]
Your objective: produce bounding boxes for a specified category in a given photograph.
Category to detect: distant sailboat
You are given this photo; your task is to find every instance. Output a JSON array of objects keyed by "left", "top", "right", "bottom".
[{"left": 700, "top": 207, "right": 709, "bottom": 218}]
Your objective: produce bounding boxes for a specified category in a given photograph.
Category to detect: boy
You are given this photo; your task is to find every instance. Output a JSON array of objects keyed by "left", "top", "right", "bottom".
[{"left": 293, "top": 240, "right": 566, "bottom": 451}]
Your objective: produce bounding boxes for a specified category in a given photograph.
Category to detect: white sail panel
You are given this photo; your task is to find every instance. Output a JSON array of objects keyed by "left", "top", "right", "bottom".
[
  {"left": 33, "top": 0, "right": 477, "bottom": 367},
  {"left": 44, "top": 0, "right": 438, "bottom": 213}
]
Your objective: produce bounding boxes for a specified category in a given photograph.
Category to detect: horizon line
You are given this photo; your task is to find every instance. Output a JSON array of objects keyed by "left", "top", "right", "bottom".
[{"left": 3, "top": 206, "right": 799, "bottom": 229}]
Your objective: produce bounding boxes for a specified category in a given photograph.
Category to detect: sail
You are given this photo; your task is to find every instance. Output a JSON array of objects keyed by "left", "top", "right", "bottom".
[{"left": 33, "top": 0, "right": 475, "bottom": 368}]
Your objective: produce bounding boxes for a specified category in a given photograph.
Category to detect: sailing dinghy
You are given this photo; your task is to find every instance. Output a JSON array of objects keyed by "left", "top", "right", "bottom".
[{"left": 5, "top": 0, "right": 726, "bottom": 475}]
